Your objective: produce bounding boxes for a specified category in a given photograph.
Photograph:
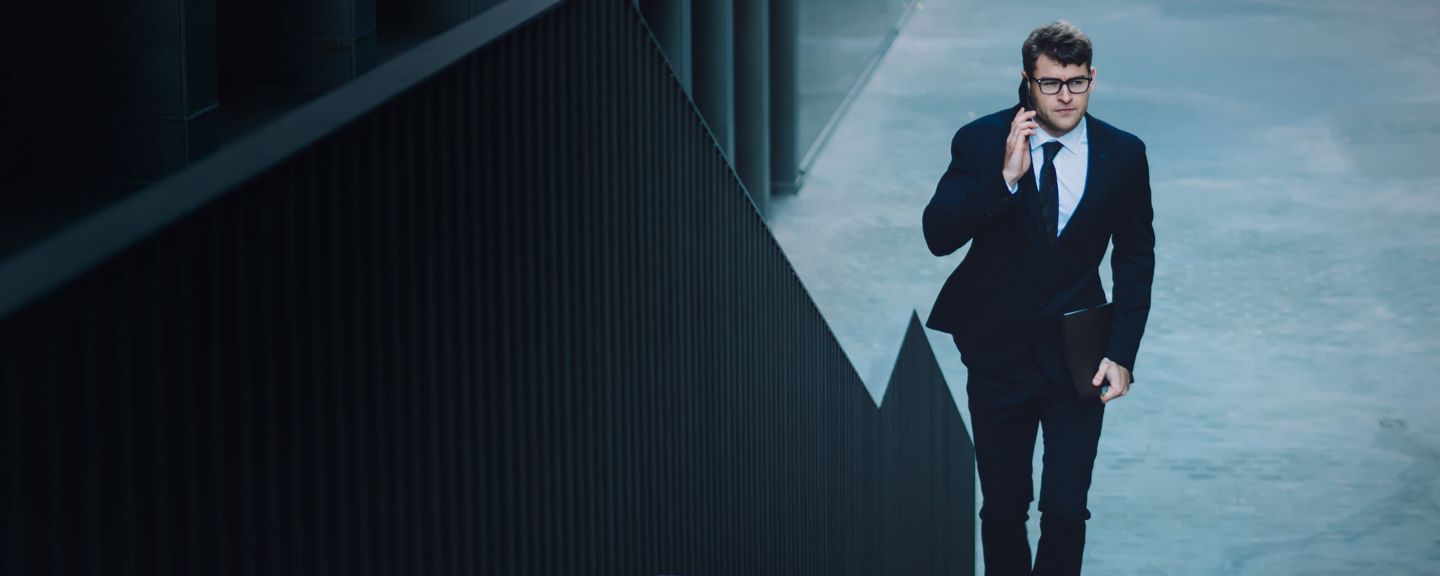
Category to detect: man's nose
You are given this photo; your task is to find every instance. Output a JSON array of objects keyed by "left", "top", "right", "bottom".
[{"left": 1057, "top": 87, "right": 1074, "bottom": 103}]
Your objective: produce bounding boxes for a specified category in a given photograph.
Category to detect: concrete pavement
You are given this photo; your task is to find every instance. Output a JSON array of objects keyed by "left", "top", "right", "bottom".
[{"left": 768, "top": 0, "right": 1440, "bottom": 572}]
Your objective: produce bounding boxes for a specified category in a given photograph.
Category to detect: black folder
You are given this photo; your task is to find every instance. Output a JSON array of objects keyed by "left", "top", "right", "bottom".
[{"left": 1062, "top": 302, "right": 1113, "bottom": 399}]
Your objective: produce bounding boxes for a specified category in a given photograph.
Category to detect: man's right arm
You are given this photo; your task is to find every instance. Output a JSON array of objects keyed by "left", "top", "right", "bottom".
[{"left": 922, "top": 126, "right": 1021, "bottom": 256}]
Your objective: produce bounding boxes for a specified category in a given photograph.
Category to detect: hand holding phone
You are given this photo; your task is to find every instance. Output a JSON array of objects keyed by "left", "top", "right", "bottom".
[{"left": 1003, "top": 78, "right": 1038, "bottom": 188}]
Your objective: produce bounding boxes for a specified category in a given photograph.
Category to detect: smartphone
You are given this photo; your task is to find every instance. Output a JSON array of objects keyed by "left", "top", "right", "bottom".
[{"left": 1017, "top": 78, "right": 1034, "bottom": 112}]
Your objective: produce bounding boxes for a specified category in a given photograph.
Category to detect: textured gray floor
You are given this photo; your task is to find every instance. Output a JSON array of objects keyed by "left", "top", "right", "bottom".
[{"left": 768, "top": 0, "right": 1440, "bottom": 572}]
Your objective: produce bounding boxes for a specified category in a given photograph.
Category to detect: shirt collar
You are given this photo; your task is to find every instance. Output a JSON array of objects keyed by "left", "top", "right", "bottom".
[{"left": 1029, "top": 115, "right": 1088, "bottom": 154}]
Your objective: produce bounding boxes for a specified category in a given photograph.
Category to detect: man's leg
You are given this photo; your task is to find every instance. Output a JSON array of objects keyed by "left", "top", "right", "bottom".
[
  {"left": 966, "top": 368, "right": 1045, "bottom": 576},
  {"left": 1032, "top": 389, "right": 1105, "bottom": 576}
]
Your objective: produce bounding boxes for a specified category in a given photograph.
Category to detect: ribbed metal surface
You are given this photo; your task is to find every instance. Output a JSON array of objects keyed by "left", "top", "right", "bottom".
[{"left": 0, "top": 0, "right": 972, "bottom": 573}]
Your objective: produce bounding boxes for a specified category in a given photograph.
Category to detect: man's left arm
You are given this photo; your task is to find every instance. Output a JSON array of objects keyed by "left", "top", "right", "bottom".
[{"left": 1104, "top": 143, "right": 1156, "bottom": 381}]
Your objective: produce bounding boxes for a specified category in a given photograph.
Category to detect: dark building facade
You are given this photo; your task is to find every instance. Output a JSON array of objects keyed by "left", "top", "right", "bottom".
[{"left": 0, "top": 0, "right": 971, "bottom": 573}]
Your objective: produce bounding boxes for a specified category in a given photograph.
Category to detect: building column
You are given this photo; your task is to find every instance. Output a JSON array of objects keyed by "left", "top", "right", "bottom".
[
  {"left": 101, "top": 0, "right": 220, "bottom": 180},
  {"left": 258, "top": 0, "right": 378, "bottom": 92},
  {"left": 637, "top": 0, "right": 693, "bottom": 94},
  {"left": 414, "top": 0, "right": 469, "bottom": 33},
  {"left": 768, "top": 0, "right": 799, "bottom": 196},
  {"left": 734, "top": 0, "right": 770, "bottom": 214},
  {"left": 691, "top": 0, "right": 734, "bottom": 161},
  {"left": 0, "top": 0, "right": 10, "bottom": 125},
  {"left": 0, "top": 1, "right": 15, "bottom": 182}
]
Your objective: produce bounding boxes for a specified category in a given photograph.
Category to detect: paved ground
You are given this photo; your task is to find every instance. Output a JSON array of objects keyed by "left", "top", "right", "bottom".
[{"left": 768, "top": 0, "right": 1440, "bottom": 572}]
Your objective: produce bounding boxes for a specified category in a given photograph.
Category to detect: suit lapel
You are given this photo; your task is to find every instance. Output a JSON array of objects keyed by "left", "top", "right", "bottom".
[{"left": 1056, "top": 114, "right": 1112, "bottom": 247}]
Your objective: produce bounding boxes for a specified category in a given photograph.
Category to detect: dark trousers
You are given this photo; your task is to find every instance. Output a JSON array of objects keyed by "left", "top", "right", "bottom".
[{"left": 961, "top": 339, "right": 1106, "bottom": 576}]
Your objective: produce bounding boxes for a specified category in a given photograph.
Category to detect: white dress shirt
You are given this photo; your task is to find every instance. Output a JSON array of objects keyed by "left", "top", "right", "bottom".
[{"left": 1005, "top": 116, "right": 1089, "bottom": 236}]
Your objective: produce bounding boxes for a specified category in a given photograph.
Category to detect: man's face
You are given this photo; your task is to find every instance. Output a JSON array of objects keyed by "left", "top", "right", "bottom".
[{"left": 1025, "top": 54, "right": 1095, "bottom": 137}]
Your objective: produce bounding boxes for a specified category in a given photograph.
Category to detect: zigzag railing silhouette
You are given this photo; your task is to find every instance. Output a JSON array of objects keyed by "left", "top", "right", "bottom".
[{"left": 0, "top": 0, "right": 974, "bottom": 573}]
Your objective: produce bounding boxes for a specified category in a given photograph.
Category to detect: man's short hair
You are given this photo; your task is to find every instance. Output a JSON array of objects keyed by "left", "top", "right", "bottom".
[{"left": 1022, "top": 21, "right": 1093, "bottom": 75}]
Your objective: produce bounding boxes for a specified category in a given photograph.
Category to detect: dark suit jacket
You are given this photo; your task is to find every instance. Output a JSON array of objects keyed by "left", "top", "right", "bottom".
[{"left": 923, "top": 106, "right": 1154, "bottom": 381}]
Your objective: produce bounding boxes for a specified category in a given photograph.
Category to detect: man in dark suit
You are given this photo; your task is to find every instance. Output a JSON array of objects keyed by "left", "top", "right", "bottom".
[{"left": 922, "top": 21, "right": 1155, "bottom": 576}]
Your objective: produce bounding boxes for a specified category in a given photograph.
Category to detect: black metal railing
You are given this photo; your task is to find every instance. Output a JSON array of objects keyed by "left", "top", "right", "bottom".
[{"left": 0, "top": 0, "right": 973, "bottom": 573}]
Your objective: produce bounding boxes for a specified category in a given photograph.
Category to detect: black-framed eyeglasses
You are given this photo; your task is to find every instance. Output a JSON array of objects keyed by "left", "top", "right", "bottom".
[{"left": 1032, "top": 76, "right": 1092, "bottom": 95}]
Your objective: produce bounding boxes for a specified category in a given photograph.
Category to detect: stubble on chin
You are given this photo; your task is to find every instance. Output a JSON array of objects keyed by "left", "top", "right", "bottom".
[{"left": 1038, "top": 110, "right": 1079, "bottom": 136}]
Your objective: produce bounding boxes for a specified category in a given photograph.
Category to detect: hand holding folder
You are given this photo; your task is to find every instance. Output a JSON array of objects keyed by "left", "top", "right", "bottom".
[{"left": 1061, "top": 302, "right": 1122, "bottom": 400}]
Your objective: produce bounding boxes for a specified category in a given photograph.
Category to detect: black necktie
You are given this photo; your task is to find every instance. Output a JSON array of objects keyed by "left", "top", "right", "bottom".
[{"left": 1040, "top": 141, "right": 1063, "bottom": 242}]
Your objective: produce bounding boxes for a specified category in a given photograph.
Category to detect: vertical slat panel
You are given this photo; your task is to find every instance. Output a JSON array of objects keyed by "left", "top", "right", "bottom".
[
  {"left": 372, "top": 107, "right": 396, "bottom": 576},
  {"left": 0, "top": 1, "right": 973, "bottom": 574}
]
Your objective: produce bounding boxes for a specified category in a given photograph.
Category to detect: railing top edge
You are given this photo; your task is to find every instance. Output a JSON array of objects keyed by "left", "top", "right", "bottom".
[{"left": 0, "top": 0, "right": 563, "bottom": 322}]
